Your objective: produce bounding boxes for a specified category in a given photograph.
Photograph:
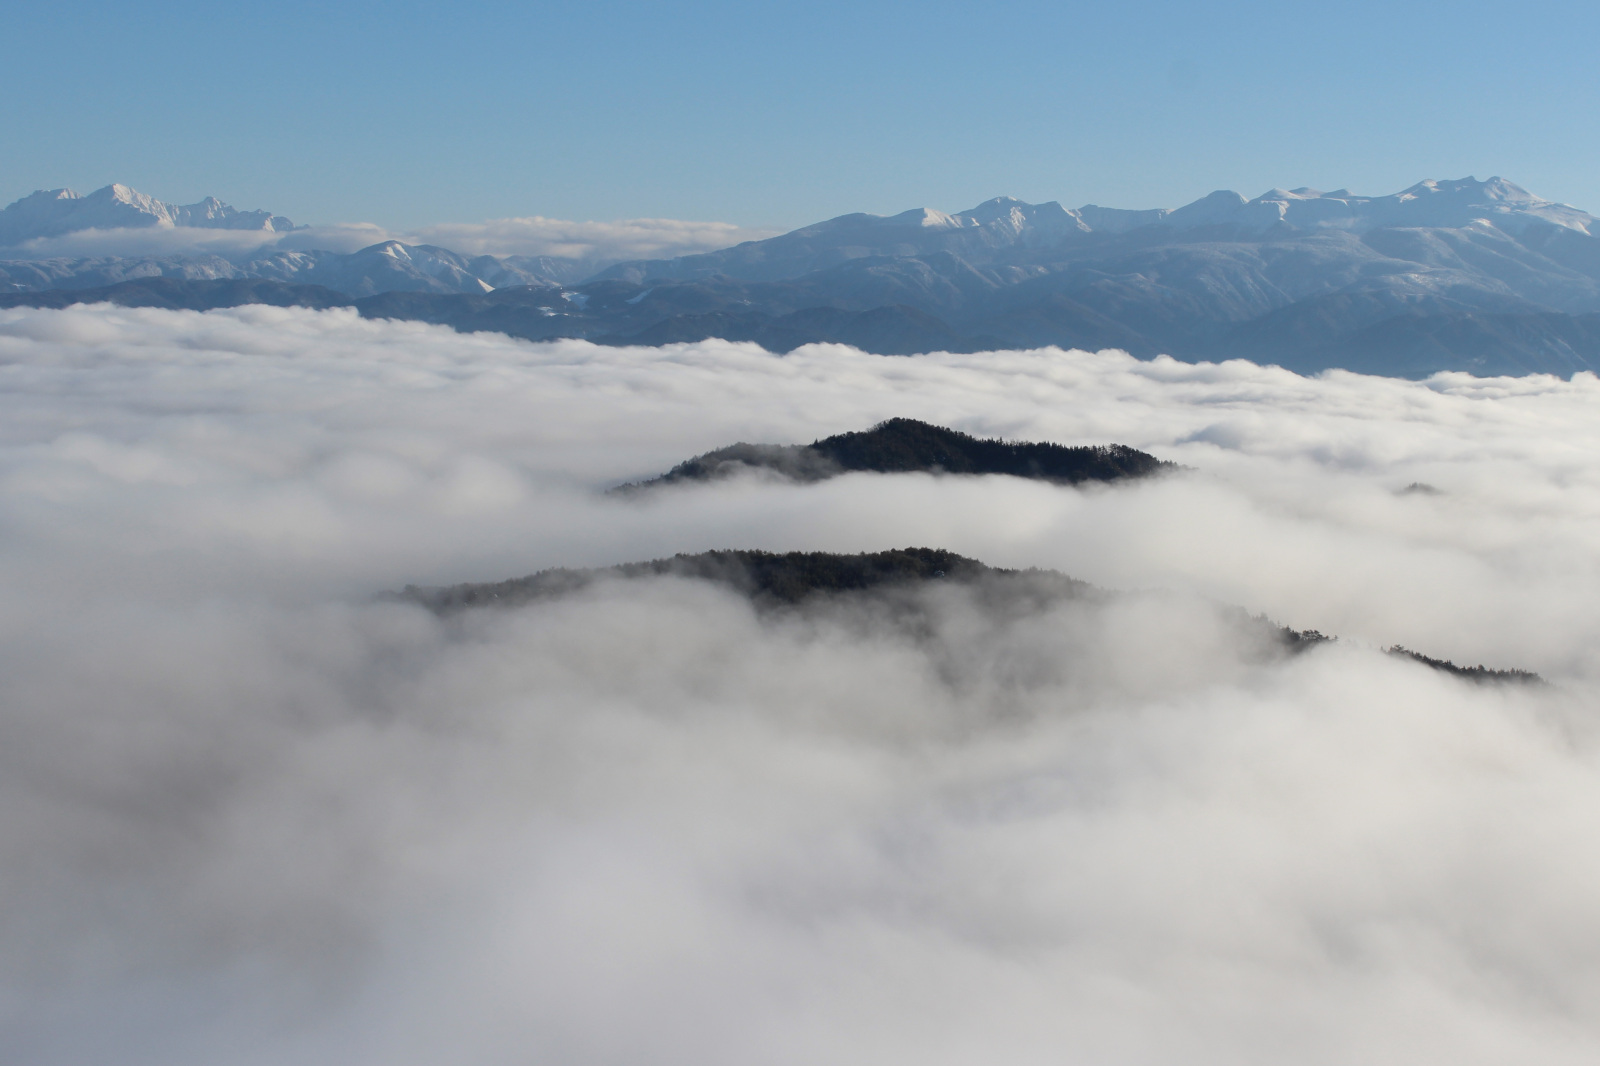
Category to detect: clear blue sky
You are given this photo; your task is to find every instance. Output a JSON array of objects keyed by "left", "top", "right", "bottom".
[{"left": 5, "top": 0, "right": 1599, "bottom": 230}]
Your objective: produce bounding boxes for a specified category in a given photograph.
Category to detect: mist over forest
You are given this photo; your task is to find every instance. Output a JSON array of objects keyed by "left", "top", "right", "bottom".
[{"left": 5, "top": 303, "right": 1600, "bottom": 1064}]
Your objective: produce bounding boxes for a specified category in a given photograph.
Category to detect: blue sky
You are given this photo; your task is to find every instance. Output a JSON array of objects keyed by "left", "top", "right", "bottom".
[{"left": 5, "top": 0, "right": 1600, "bottom": 230}]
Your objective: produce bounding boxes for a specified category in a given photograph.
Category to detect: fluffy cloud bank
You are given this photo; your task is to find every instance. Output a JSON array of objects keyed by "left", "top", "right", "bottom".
[
  {"left": 402, "top": 215, "right": 779, "bottom": 260},
  {"left": 3, "top": 305, "right": 1600, "bottom": 1064},
  {"left": 4, "top": 216, "right": 777, "bottom": 264}
]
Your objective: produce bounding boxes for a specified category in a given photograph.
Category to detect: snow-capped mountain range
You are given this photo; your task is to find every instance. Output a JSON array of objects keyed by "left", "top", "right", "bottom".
[
  {"left": 5, "top": 177, "right": 1591, "bottom": 257},
  {"left": 0, "top": 184, "right": 295, "bottom": 245},
  {"left": 595, "top": 177, "right": 1598, "bottom": 284},
  {"left": 1065, "top": 177, "right": 1590, "bottom": 237},
  {"left": 900, "top": 177, "right": 1589, "bottom": 237},
  {"left": 0, "top": 238, "right": 589, "bottom": 297},
  {"left": 8, "top": 177, "right": 1600, "bottom": 377}
]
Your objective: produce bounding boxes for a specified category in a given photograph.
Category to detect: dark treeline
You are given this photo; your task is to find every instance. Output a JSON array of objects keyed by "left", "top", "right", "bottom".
[
  {"left": 1386, "top": 646, "right": 1544, "bottom": 685},
  {"left": 624, "top": 418, "right": 1175, "bottom": 491},
  {"left": 396, "top": 547, "right": 1078, "bottom": 613},
  {"left": 814, "top": 419, "right": 1171, "bottom": 481},
  {"left": 393, "top": 547, "right": 1542, "bottom": 681},
  {"left": 395, "top": 547, "right": 1539, "bottom": 685}
]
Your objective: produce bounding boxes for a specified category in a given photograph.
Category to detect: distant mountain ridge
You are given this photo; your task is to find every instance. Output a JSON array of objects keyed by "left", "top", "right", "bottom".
[
  {"left": 9, "top": 177, "right": 1600, "bottom": 377},
  {"left": 595, "top": 177, "right": 1598, "bottom": 285},
  {"left": 0, "top": 184, "right": 295, "bottom": 245}
]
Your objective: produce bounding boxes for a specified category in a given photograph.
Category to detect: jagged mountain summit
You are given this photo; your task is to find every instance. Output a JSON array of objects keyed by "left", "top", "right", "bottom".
[{"left": 0, "top": 184, "right": 295, "bottom": 245}]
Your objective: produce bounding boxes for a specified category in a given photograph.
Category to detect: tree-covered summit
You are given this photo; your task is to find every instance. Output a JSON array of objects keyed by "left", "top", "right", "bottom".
[
  {"left": 396, "top": 547, "right": 1065, "bottom": 613},
  {"left": 393, "top": 546, "right": 1542, "bottom": 685},
  {"left": 622, "top": 418, "right": 1175, "bottom": 490}
]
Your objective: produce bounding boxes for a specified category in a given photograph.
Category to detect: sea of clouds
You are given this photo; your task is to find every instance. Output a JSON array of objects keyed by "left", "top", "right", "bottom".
[
  {"left": 3, "top": 215, "right": 780, "bottom": 263},
  {"left": 4, "top": 303, "right": 1600, "bottom": 1064}
]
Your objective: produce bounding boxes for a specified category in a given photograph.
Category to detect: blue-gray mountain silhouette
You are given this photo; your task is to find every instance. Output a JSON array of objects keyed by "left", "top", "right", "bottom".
[{"left": 9, "top": 177, "right": 1600, "bottom": 376}]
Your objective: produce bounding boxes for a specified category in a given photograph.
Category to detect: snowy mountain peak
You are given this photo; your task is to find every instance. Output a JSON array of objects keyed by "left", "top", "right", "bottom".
[
  {"left": 960, "top": 196, "right": 1029, "bottom": 219},
  {"left": 1225, "top": 176, "right": 1593, "bottom": 235},
  {"left": 1164, "top": 190, "right": 1252, "bottom": 227},
  {"left": 955, "top": 198, "right": 1082, "bottom": 240},
  {"left": 0, "top": 184, "right": 296, "bottom": 247},
  {"left": 1395, "top": 176, "right": 1534, "bottom": 202},
  {"left": 999, "top": 177, "right": 1600, "bottom": 238},
  {"left": 1258, "top": 187, "right": 1327, "bottom": 201},
  {"left": 881, "top": 207, "right": 966, "bottom": 229}
]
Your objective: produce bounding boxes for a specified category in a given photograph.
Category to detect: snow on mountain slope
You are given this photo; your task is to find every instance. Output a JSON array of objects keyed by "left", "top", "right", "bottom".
[
  {"left": 239, "top": 241, "right": 558, "bottom": 297},
  {"left": 594, "top": 177, "right": 1600, "bottom": 287},
  {"left": 1235, "top": 178, "right": 1595, "bottom": 235},
  {"left": 8, "top": 177, "right": 1600, "bottom": 377},
  {"left": 1071, "top": 178, "right": 1594, "bottom": 238},
  {"left": 0, "top": 184, "right": 295, "bottom": 247},
  {"left": 0, "top": 239, "right": 570, "bottom": 298}
]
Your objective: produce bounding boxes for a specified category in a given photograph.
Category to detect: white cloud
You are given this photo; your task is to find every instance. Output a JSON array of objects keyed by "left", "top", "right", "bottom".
[
  {"left": 1, "top": 217, "right": 777, "bottom": 265},
  {"left": 266, "top": 222, "right": 400, "bottom": 255},
  {"left": 402, "top": 215, "right": 780, "bottom": 260},
  {"left": 4, "top": 305, "right": 1600, "bottom": 1063},
  {"left": 4, "top": 224, "right": 292, "bottom": 260}
]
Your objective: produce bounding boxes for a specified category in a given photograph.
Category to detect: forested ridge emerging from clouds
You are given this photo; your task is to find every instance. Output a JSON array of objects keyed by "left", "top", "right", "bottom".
[{"left": 620, "top": 418, "right": 1175, "bottom": 490}]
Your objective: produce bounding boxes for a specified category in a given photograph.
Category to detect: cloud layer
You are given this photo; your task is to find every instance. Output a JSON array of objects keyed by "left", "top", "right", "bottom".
[
  {"left": 4, "top": 305, "right": 1600, "bottom": 1063},
  {"left": 403, "top": 215, "right": 780, "bottom": 260},
  {"left": 3, "top": 216, "right": 779, "bottom": 264}
]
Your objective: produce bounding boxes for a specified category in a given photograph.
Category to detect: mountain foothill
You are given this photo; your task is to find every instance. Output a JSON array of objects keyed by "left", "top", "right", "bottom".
[{"left": 6, "top": 177, "right": 1600, "bottom": 376}]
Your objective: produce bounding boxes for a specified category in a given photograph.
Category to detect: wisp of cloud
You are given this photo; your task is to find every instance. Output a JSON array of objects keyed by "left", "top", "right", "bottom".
[{"left": 3, "top": 304, "right": 1600, "bottom": 1064}]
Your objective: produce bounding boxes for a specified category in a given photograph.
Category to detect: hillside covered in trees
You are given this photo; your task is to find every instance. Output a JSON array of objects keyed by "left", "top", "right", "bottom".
[
  {"left": 1385, "top": 646, "right": 1543, "bottom": 684},
  {"left": 620, "top": 418, "right": 1176, "bottom": 491},
  {"left": 397, "top": 547, "right": 1058, "bottom": 612},
  {"left": 393, "top": 547, "right": 1534, "bottom": 684}
]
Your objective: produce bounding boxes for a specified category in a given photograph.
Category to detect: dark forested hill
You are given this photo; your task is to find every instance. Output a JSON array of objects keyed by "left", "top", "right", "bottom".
[
  {"left": 621, "top": 418, "right": 1175, "bottom": 490},
  {"left": 398, "top": 547, "right": 1022, "bottom": 612},
  {"left": 392, "top": 546, "right": 1535, "bottom": 683}
]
